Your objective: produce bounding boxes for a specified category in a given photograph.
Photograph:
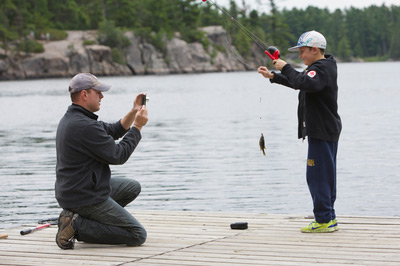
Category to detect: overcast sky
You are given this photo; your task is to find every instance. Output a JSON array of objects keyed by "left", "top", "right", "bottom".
[{"left": 208, "top": 0, "right": 399, "bottom": 12}]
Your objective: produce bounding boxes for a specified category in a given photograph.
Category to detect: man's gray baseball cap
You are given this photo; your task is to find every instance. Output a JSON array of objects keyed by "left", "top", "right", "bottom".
[{"left": 69, "top": 73, "right": 111, "bottom": 93}]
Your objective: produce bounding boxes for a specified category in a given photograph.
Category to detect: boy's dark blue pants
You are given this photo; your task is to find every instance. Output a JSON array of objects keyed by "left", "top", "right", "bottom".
[{"left": 307, "top": 138, "right": 338, "bottom": 223}]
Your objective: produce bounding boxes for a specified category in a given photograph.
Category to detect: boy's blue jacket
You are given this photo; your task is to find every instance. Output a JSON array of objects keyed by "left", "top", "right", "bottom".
[{"left": 270, "top": 55, "right": 342, "bottom": 142}]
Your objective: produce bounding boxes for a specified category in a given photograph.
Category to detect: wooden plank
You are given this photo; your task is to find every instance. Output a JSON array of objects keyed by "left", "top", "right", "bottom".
[{"left": 0, "top": 210, "right": 399, "bottom": 266}]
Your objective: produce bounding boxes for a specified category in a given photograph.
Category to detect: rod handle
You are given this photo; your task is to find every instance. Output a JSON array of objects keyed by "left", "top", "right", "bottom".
[
  {"left": 20, "top": 228, "right": 33, "bottom": 235},
  {"left": 20, "top": 223, "right": 51, "bottom": 235}
]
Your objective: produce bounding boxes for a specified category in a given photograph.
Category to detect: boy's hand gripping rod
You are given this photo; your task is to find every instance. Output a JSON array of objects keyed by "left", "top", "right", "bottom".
[{"left": 202, "top": 0, "right": 280, "bottom": 60}]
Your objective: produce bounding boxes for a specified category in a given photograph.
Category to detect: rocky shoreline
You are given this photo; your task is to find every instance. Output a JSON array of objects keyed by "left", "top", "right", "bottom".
[{"left": 0, "top": 26, "right": 267, "bottom": 80}]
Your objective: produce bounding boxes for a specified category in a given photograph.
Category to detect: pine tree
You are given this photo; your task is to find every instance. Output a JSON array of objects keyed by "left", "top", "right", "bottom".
[{"left": 337, "top": 38, "right": 351, "bottom": 61}]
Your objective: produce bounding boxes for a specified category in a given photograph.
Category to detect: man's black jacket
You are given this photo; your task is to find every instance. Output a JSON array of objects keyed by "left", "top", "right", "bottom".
[{"left": 55, "top": 104, "right": 141, "bottom": 209}]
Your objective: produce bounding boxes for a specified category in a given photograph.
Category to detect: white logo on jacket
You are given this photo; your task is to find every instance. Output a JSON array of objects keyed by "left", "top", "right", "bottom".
[{"left": 307, "top": 70, "right": 317, "bottom": 78}]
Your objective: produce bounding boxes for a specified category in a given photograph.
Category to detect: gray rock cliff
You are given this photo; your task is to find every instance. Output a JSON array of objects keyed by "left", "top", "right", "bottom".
[{"left": 0, "top": 26, "right": 263, "bottom": 80}]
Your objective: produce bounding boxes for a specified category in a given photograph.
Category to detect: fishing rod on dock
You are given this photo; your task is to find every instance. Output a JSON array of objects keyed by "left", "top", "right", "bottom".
[
  {"left": 20, "top": 217, "right": 58, "bottom": 236},
  {"left": 20, "top": 223, "right": 51, "bottom": 235},
  {"left": 201, "top": 0, "right": 280, "bottom": 61}
]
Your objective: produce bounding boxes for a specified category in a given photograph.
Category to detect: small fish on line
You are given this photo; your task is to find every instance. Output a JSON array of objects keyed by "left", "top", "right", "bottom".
[{"left": 259, "top": 133, "right": 266, "bottom": 156}]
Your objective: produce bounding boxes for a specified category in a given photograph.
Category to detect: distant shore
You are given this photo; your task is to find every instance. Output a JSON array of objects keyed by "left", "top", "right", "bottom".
[
  {"left": 0, "top": 28, "right": 262, "bottom": 81},
  {"left": 1, "top": 29, "right": 397, "bottom": 81}
]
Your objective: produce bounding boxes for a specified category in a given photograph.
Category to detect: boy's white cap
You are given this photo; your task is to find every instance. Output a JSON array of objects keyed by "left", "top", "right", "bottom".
[
  {"left": 69, "top": 73, "right": 111, "bottom": 93},
  {"left": 288, "top": 30, "right": 327, "bottom": 51}
]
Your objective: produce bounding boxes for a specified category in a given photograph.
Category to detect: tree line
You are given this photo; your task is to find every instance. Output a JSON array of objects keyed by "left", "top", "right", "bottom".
[{"left": 1, "top": 0, "right": 399, "bottom": 61}]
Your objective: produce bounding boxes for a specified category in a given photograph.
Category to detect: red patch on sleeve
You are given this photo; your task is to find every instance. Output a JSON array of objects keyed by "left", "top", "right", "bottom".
[{"left": 307, "top": 70, "right": 317, "bottom": 78}]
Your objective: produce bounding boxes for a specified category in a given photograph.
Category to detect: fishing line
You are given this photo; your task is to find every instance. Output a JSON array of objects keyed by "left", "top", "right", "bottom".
[
  {"left": 204, "top": 0, "right": 269, "bottom": 52},
  {"left": 202, "top": 0, "right": 269, "bottom": 156},
  {"left": 38, "top": 217, "right": 59, "bottom": 225},
  {"left": 202, "top": 0, "right": 280, "bottom": 61},
  {"left": 221, "top": 15, "right": 255, "bottom": 69}
]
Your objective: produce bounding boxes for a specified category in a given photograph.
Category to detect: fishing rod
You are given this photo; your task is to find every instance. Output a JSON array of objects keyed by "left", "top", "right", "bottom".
[
  {"left": 19, "top": 217, "right": 58, "bottom": 236},
  {"left": 20, "top": 223, "right": 51, "bottom": 235},
  {"left": 202, "top": 0, "right": 280, "bottom": 61}
]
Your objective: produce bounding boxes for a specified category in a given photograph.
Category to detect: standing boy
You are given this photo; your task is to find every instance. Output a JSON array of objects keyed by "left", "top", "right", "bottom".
[{"left": 258, "top": 30, "right": 342, "bottom": 233}]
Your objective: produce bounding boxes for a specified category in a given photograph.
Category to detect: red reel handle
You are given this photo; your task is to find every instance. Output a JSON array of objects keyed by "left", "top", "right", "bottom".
[{"left": 265, "top": 46, "right": 280, "bottom": 60}]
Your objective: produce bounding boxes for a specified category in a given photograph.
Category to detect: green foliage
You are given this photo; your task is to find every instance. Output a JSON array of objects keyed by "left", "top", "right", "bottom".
[
  {"left": 83, "top": 40, "right": 97, "bottom": 46},
  {"left": 181, "top": 29, "right": 207, "bottom": 44},
  {"left": 363, "top": 55, "right": 390, "bottom": 62},
  {"left": 111, "top": 48, "right": 125, "bottom": 64},
  {"left": 0, "top": 24, "right": 18, "bottom": 42},
  {"left": 280, "top": 4, "right": 400, "bottom": 60},
  {"left": 389, "top": 15, "right": 400, "bottom": 59},
  {"left": 48, "top": 0, "right": 89, "bottom": 30},
  {"left": 98, "top": 20, "right": 130, "bottom": 49},
  {"left": 199, "top": 4, "right": 221, "bottom": 26},
  {"left": 17, "top": 39, "right": 44, "bottom": 54},
  {"left": 214, "top": 44, "right": 226, "bottom": 53},
  {"left": 0, "top": 0, "right": 399, "bottom": 62},
  {"left": 200, "top": 34, "right": 211, "bottom": 51},
  {"left": 149, "top": 31, "right": 167, "bottom": 54},
  {"left": 97, "top": 20, "right": 130, "bottom": 64},
  {"left": 233, "top": 30, "right": 252, "bottom": 58},
  {"left": 45, "top": 29, "right": 68, "bottom": 41},
  {"left": 337, "top": 38, "right": 352, "bottom": 61}
]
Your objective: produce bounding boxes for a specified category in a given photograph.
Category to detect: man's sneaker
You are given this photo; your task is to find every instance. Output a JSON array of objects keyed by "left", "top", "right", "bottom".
[
  {"left": 55, "top": 209, "right": 78, "bottom": 249},
  {"left": 330, "top": 219, "right": 339, "bottom": 231},
  {"left": 301, "top": 220, "right": 335, "bottom": 233}
]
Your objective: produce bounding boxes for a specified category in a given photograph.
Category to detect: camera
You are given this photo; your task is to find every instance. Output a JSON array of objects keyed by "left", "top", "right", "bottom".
[{"left": 142, "top": 94, "right": 149, "bottom": 106}]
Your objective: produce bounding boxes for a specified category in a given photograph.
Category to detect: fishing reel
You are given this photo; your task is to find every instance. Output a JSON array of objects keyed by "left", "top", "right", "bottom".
[{"left": 265, "top": 46, "right": 280, "bottom": 60}]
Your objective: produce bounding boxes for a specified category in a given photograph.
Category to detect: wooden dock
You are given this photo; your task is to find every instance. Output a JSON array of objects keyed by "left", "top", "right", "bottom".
[{"left": 1, "top": 210, "right": 399, "bottom": 266}]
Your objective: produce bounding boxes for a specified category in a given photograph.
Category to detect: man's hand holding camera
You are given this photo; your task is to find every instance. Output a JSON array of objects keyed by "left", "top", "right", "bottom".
[
  {"left": 133, "top": 93, "right": 148, "bottom": 131},
  {"left": 122, "top": 93, "right": 148, "bottom": 131}
]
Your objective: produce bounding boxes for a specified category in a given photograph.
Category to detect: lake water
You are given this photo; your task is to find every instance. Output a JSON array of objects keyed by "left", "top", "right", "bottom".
[{"left": 0, "top": 62, "right": 399, "bottom": 229}]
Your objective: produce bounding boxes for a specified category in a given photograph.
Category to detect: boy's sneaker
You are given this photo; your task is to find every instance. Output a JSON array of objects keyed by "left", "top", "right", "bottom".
[
  {"left": 55, "top": 209, "right": 78, "bottom": 249},
  {"left": 301, "top": 220, "right": 335, "bottom": 233},
  {"left": 330, "top": 219, "right": 339, "bottom": 231}
]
